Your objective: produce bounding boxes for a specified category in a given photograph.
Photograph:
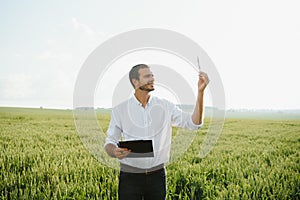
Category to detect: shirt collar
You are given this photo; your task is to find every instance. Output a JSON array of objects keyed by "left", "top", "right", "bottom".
[{"left": 131, "top": 94, "right": 153, "bottom": 107}]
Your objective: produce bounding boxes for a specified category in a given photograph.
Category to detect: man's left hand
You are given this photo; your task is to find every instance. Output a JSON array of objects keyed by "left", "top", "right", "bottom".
[{"left": 198, "top": 71, "right": 210, "bottom": 92}]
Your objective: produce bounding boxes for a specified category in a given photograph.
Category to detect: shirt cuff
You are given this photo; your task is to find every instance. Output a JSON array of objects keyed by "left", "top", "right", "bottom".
[
  {"left": 104, "top": 139, "right": 118, "bottom": 148},
  {"left": 190, "top": 116, "right": 203, "bottom": 130}
]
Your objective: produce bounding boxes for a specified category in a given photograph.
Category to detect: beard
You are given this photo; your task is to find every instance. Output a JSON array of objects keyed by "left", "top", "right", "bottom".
[{"left": 139, "top": 84, "right": 155, "bottom": 92}]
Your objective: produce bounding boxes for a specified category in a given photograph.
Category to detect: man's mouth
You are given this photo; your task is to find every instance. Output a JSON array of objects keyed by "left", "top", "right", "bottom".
[{"left": 139, "top": 83, "right": 155, "bottom": 91}]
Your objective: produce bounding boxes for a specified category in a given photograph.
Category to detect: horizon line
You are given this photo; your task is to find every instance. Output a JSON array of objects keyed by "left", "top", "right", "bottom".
[{"left": 1, "top": 105, "right": 300, "bottom": 111}]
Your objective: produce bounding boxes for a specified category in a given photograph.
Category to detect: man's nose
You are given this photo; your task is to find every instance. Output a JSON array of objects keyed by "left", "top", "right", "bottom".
[{"left": 150, "top": 76, "right": 155, "bottom": 82}]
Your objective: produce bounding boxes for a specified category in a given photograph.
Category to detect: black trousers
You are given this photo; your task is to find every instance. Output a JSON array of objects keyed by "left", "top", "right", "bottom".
[{"left": 118, "top": 168, "right": 166, "bottom": 200}]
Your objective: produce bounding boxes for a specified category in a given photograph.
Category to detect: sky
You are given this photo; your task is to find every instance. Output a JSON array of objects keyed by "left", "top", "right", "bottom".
[{"left": 0, "top": 0, "right": 300, "bottom": 110}]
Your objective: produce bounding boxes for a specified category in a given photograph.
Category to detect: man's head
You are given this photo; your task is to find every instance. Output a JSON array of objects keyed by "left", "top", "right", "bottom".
[{"left": 129, "top": 64, "right": 155, "bottom": 92}]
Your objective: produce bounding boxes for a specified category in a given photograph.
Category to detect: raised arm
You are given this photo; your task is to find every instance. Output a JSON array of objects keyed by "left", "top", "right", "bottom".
[{"left": 192, "top": 72, "right": 209, "bottom": 125}]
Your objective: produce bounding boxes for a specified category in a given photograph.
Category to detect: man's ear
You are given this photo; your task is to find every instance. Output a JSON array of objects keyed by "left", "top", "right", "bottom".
[{"left": 132, "top": 78, "right": 139, "bottom": 89}]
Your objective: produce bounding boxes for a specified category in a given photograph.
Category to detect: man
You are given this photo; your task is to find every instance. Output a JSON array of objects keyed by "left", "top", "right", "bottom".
[{"left": 105, "top": 64, "right": 209, "bottom": 200}]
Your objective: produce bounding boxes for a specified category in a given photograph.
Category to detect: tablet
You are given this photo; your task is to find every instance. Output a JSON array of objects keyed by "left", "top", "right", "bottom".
[{"left": 118, "top": 140, "right": 154, "bottom": 157}]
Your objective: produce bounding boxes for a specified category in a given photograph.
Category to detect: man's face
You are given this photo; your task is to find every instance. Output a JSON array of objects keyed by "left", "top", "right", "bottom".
[{"left": 136, "top": 68, "right": 155, "bottom": 92}]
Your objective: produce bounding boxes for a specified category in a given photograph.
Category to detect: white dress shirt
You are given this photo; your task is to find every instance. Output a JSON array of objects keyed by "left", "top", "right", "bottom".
[{"left": 105, "top": 95, "right": 202, "bottom": 169}]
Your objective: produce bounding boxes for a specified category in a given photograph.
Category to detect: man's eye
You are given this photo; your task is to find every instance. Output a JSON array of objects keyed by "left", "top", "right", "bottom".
[{"left": 145, "top": 74, "right": 154, "bottom": 78}]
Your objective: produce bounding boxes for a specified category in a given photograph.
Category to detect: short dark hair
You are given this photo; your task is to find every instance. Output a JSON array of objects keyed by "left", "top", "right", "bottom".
[{"left": 129, "top": 64, "right": 149, "bottom": 88}]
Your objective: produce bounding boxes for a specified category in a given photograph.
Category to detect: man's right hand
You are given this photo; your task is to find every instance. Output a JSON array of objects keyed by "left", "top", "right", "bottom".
[
  {"left": 105, "top": 143, "right": 131, "bottom": 159},
  {"left": 114, "top": 147, "right": 131, "bottom": 159}
]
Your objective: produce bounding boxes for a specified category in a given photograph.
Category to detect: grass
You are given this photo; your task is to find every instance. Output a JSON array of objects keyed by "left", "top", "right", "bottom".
[{"left": 0, "top": 107, "right": 299, "bottom": 199}]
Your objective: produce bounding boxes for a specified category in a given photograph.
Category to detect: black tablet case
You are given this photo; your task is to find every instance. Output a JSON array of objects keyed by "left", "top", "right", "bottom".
[{"left": 118, "top": 140, "right": 154, "bottom": 157}]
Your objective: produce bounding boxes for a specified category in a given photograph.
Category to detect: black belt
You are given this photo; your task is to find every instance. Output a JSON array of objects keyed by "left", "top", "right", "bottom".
[{"left": 120, "top": 163, "right": 165, "bottom": 175}]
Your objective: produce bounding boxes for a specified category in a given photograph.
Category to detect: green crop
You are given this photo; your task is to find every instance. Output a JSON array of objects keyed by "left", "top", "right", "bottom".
[{"left": 0, "top": 107, "right": 299, "bottom": 199}]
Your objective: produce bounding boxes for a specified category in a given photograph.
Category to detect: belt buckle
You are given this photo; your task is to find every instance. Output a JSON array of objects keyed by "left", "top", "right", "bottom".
[
  {"left": 145, "top": 168, "right": 155, "bottom": 175},
  {"left": 145, "top": 167, "right": 159, "bottom": 175}
]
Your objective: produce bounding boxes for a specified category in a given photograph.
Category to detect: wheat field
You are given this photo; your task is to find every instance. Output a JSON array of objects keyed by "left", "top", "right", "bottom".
[{"left": 0, "top": 107, "right": 299, "bottom": 199}]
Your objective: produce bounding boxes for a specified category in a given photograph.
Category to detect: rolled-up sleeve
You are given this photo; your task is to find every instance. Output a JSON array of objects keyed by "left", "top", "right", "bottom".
[
  {"left": 104, "top": 109, "right": 122, "bottom": 148},
  {"left": 170, "top": 103, "right": 203, "bottom": 130}
]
